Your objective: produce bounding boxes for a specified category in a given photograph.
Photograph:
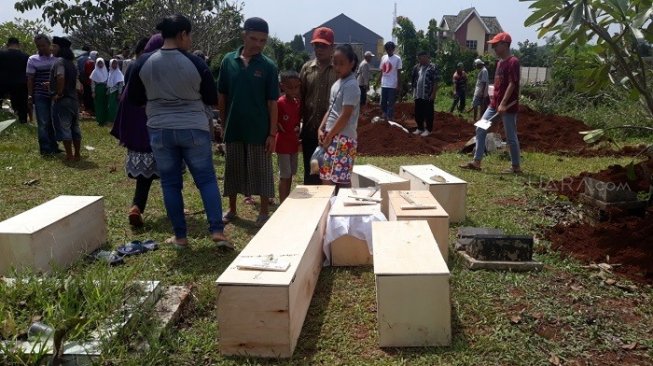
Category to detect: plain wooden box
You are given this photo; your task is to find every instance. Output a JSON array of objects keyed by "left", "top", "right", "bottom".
[
  {"left": 387, "top": 190, "right": 450, "bottom": 261},
  {"left": 351, "top": 165, "right": 410, "bottom": 218},
  {"left": 373, "top": 221, "right": 451, "bottom": 347},
  {"left": 328, "top": 188, "right": 380, "bottom": 266},
  {"left": 399, "top": 165, "right": 467, "bottom": 223},
  {"left": 216, "top": 186, "right": 335, "bottom": 358},
  {"left": 0, "top": 196, "right": 106, "bottom": 275}
]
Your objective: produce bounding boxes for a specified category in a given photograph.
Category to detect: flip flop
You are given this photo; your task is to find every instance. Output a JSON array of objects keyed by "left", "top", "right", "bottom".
[
  {"left": 211, "top": 233, "right": 234, "bottom": 250},
  {"left": 142, "top": 239, "right": 159, "bottom": 251},
  {"left": 165, "top": 237, "right": 189, "bottom": 250},
  {"left": 116, "top": 241, "right": 148, "bottom": 256},
  {"left": 244, "top": 197, "right": 255, "bottom": 205},
  {"left": 222, "top": 211, "right": 237, "bottom": 224},
  {"left": 90, "top": 250, "right": 124, "bottom": 266}
]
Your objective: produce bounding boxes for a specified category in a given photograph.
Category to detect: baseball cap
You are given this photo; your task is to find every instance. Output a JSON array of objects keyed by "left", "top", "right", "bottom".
[
  {"left": 474, "top": 59, "right": 484, "bottom": 66},
  {"left": 243, "top": 17, "right": 269, "bottom": 34},
  {"left": 311, "top": 27, "right": 334, "bottom": 45},
  {"left": 364, "top": 51, "right": 375, "bottom": 57},
  {"left": 487, "top": 32, "right": 512, "bottom": 44}
]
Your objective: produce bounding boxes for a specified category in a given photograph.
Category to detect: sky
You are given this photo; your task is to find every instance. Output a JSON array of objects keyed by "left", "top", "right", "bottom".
[{"left": 1, "top": 0, "right": 544, "bottom": 44}]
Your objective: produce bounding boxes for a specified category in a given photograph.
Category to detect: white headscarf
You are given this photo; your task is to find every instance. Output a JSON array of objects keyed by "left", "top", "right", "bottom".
[
  {"left": 107, "top": 58, "right": 124, "bottom": 88},
  {"left": 90, "top": 58, "right": 108, "bottom": 83}
]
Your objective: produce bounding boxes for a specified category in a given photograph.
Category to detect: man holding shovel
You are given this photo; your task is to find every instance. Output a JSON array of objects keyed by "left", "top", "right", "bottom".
[{"left": 460, "top": 32, "right": 521, "bottom": 174}]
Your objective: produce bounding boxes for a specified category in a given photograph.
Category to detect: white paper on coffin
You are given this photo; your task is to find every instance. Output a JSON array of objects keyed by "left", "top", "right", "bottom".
[
  {"left": 236, "top": 256, "right": 291, "bottom": 272},
  {"left": 323, "top": 197, "right": 386, "bottom": 265}
]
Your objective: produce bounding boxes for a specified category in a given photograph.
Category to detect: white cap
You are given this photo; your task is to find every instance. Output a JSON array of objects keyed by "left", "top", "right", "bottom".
[
  {"left": 474, "top": 58, "right": 484, "bottom": 66},
  {"left": 364, "top": 51, "right": 375, "bottom": 57}
]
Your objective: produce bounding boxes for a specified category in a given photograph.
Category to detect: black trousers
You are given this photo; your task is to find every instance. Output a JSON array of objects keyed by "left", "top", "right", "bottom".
[
  {"left": 301, "top": 129, "right": 321, "bottom": 185},
  {"left": 450, "top": 90, "right": 466, "bottom": 113},
  {"left": 414, "top": 98, "right": 434, "bottom": 132},
  {"left": 133, "top": 176, "right": 155, "bottom": 212},
  {"left": 359, "top": 86, "right": 368, "bottom": 106},
  {"left": 0, "top": 83, "right": 28, "bottom": 123}
]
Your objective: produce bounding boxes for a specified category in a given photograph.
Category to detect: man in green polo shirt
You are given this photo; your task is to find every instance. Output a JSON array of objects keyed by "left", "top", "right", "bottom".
[{"left": 218, "top": 17, "right": 279, "bottom": 227}]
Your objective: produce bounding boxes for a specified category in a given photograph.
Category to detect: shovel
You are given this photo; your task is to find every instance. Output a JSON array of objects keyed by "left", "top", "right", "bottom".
[{"left": 473, "top": 101, "right": 517, "bottom": 130}]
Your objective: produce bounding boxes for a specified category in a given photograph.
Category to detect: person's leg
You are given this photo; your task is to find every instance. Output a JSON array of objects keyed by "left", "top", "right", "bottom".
[
  {"left": 502, "top": 113, "right": 521, "bottom": 168},
  {"left": 473, "top": 107, "right": 494, "bottom": 163},
  {"left": 380, "top": 87, "right": 389, "bottom": 118},
  {"left": 459, "top": 91, "right": 466, "bottom": 113},
  {"left": 71, "top": 112, "right": 82, "bottom": 160},
  {"left": 180, "top": 129, "right": 225, "bottom": 236},
  {"left": 301, "top": 133, "right": 320, "bottom": 185},
  {"left": 414, "top": 99, "right": 425, "bottom": 132},
  {"left": 223, "top": 142, "right": 242, "bottom": 219},
  {"left": 425, "top": 99, "right": 434, "bottom": 132},
  {"left": 107, "top": 91, "right": 118, "bottom": 123},
  {"left": 359, "top": 86, "right": 367, "bottom": 106},
  {"left": 278, "top": 154, "right": 291, "bottom": 203},
  {"left": 34, "top": 96, "right": 58, "bottom": 154},
  {"left": 387, "top": 88, "right": 397, "bottom": 120},
  {"left": 250, "top": 144, "right": 274, "bottom": 218},
  {"left": 149, "top": 127, "right": 187, "bottom": 240},
  {"left": 94, "top": 84, "right": 107, "bottom": 125},
  {"left": 83, "top": 84, "right": 94, "bottom": 114},
  {"left": 9, "top": 84, "right": 28, "bottom": 123},
  {"left": 133, "top": 176, "right": 154, "bottom": 212},
  {"left": 450, "top": 93, "right": 458, "bottom": 113}
]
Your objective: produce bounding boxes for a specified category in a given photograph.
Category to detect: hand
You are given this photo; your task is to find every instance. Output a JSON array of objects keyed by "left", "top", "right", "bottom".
[
  {"left": 321, "top": 133, "right": 332, "bottom": 148},
  {"left": 42, "top": 81, "right": 50, "bottom": 89},
  {"left": 498, "top": 103, "right": 508, "bottom": 114},
  {"left": 317, "top": 129, "right": 326, "bottom": 145},
  {"left": 265, "top": 135, "right": 276, "bottom": 154}
]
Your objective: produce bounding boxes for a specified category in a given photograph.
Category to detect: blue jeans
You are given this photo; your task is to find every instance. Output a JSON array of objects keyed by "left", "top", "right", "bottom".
[
  {"left": 380, "top": 87, "right": 397, "bottom": 120},
  {"left": 34, "top": 95, "right": 59, "bottom": 154},
  {"left": 148, "top": 128, "right": 224, "bottom": 238},
  {"left": 474, "top": 107, "right": 521, "bottom": 166}
]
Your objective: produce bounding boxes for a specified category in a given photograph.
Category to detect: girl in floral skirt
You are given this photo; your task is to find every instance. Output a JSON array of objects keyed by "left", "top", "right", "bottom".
[{"left": 318, "top": 44, "right": 360, "bottom": 187}]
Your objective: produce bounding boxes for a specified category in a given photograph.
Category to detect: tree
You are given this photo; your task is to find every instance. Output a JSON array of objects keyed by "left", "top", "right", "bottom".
[
  {"left": 16, "top": 0, "right": 243, "bottom": 61},
  {"left": 264, "top": 36, "right": 309, "bottom": 72},
  {"left": 120, "top": 0, "right": 242, "bottom": 58},
  {"left": 0, "top": 18, "right": 51, "bottom": 55},
  {"left": 290, "top": 34, "right": 305, "bottom": 53},
  {"left": 522, "top": 0, "right": 653, "bottom": 119}
]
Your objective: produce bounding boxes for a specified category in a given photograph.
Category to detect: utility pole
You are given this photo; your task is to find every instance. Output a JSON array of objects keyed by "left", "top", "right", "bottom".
[{"left": 392, "top": 2, "right": 397, "bottom": 43}]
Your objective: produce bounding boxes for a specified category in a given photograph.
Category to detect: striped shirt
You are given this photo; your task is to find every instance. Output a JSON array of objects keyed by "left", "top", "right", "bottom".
[{"left": 26, "top": 54, "right": 56, "bottom": 98}]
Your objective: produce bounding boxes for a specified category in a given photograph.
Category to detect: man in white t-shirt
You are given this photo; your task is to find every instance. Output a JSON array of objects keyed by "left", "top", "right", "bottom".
[
  {"left": 472, "top": 58, "right": 489, "bottom": 121},
  {"left": 379, "top": 41, "right": 402, "bottom": 120}
]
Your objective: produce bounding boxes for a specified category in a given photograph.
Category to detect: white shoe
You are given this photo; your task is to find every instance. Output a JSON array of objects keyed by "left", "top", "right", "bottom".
[
  {"left": 420, "top": 130, "right": 431, "bottom": 137},
  {"left": 413, "top": 129, "right": 423, "bottom": 135}
]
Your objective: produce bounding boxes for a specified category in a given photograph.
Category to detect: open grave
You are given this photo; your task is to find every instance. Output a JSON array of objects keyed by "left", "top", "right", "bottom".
[{"left": 542, "top": 158, "right": 653, "bottom": 284}]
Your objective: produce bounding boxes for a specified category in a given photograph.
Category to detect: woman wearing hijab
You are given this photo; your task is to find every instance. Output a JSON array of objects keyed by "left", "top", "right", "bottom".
[
  {"left": 90, "top": 57, "right": 109, "bottom": 125},
  {"left": 111, "top": 35, "right": 162, "bottom": 227},
  {"left": 106, "top": 58, "right": 124, "bottom": 123}
]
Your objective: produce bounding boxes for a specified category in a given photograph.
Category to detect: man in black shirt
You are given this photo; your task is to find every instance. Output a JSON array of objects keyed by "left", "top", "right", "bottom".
[{"left": 0, "top": 37, "right": 30, "bottom": 123}]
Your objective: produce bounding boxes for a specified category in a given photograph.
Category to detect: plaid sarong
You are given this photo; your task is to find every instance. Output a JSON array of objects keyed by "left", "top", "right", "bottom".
[{"left": 224, "top": 142, "right": 275, "bottom": 197}]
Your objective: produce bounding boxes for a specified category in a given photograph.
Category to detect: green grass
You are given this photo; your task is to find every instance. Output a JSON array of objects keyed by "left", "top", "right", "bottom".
[{"left": 1, "top": 119, "right": 652, "bottom": 365}]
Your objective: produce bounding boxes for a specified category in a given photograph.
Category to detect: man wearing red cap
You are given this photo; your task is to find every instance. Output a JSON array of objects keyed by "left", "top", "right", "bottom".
[
  {"left": 300, "top": 27, "right": 337, "bottom": 185},
  {"left": 461, "top": 32, "right": 522, "bottom": 174}
]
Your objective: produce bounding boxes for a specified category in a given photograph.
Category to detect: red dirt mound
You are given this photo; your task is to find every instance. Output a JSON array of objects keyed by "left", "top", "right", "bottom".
[
  {"left": 547, "top": 215, "right": 653, "bottom": 284},
  {"left": 356, "top": 103, "right": 641, "bottom": 157},
  {"left": 543, "top": 158, "right": 653, "bottom": 201}
]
